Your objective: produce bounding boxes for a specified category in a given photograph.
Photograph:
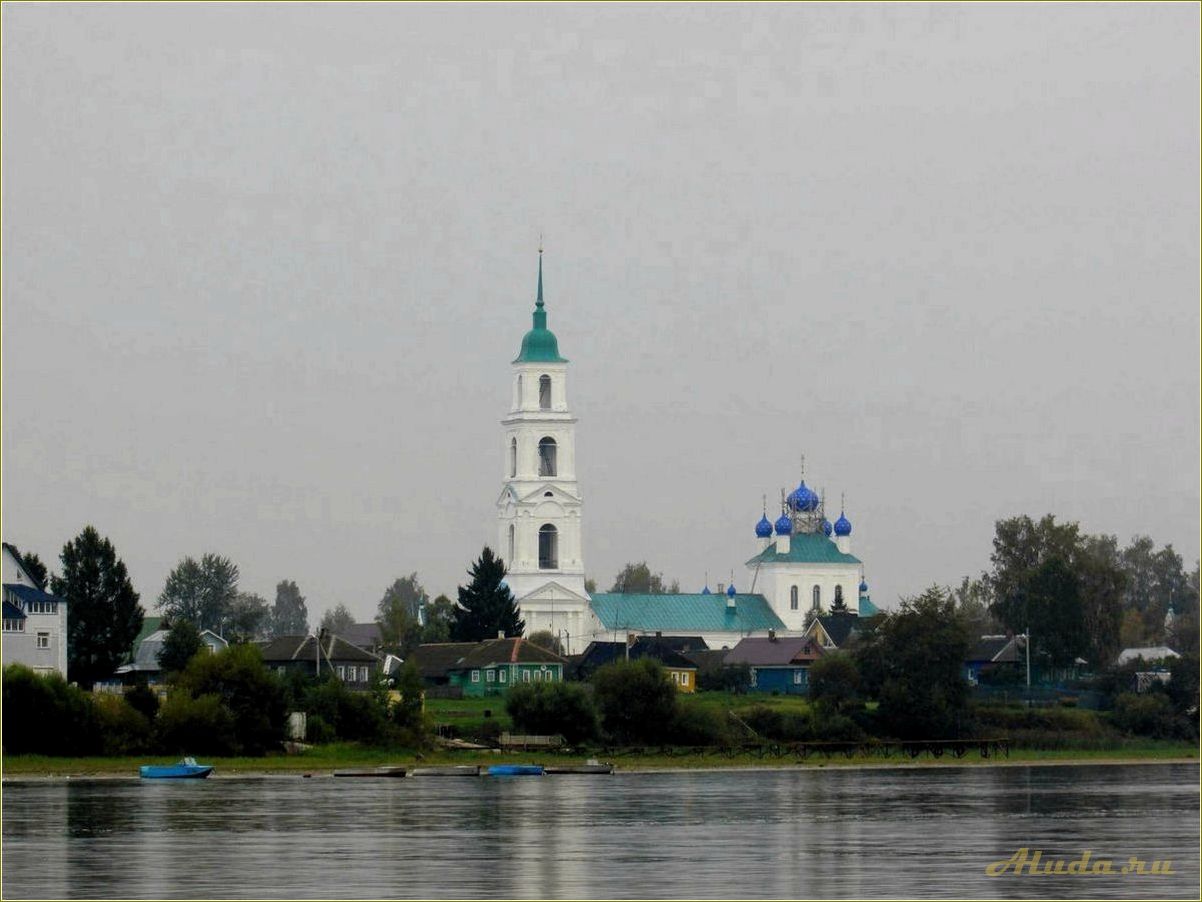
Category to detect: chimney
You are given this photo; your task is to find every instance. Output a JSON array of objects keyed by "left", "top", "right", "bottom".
[
  {"left": 497, "top": 630, "right": 505, "bottom": 640},
  {"left": 716, "top": 582, "right": 725, "bottom": 595},
  {"left": 768, "top": 629, "right": 776, "bottom": 642},
  {"left": 655, "top": 631, "right": 662, "bottom": 638}
]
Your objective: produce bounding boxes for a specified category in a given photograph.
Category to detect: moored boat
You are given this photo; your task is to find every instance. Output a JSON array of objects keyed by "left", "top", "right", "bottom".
[
  {"left": 543, "top": 763, "right": 614, "bottom": 775},
  {"left": 139, "top": 757, "right": 213, "bottom": 779},
  {"left": 487, "top": 764, "right": 544, "bottom": 776},
  {"left": 410, "top": 765, "right": 481, "bottom": 777},
  {"left": 333, "top": 767, "right": 408, "bottom": 778}
]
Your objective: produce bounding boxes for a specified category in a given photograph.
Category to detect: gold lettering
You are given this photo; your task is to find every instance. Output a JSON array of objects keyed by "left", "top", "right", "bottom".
[
  {"left": 1151, "top": 860, "right": 1174, "bottom": 875},
  {"left": 1093, "top": 860, "right": 1115, "bottom": 875},
  {"left": 986, "top": 849, "right": 1031, "bottom": 877},
  {"left": 1068, "top": 851, "right": 1092, "bottom": 875}
]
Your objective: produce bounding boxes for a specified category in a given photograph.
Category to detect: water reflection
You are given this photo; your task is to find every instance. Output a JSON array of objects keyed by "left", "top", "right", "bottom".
[{"left": 2, "top": 764, "right": 1198, "bottom": 899}]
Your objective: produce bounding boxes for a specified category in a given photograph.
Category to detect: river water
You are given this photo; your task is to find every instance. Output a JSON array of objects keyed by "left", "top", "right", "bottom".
[{"left": 2, "top": 762, "right": 1198, "bottom": 899}]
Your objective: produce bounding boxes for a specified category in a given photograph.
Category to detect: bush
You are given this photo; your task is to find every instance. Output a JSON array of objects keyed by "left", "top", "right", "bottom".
[
  {"left": 94, "top": 695, "right": 153, "bottom": 755},
  {"left": 669, "top": 704, "right": 732, "bottom": 746},
  {"left": 808, "top": 653, "right": 860, "bottom": 715},
  {"left": 738, "top": 705, "right": 813, "bottom": 742},
  {"left": 698, "top": 663, "right": 751, "bottom": 693},
  {"left": 592, "top": 659, "right": 678, "bottom": 745},
  {"left": 305, "top": 714, "right": 335, "bottom": 744},
  {"left": 1111, "top": 692, "right": 1177, "bottom": 739},
  {"left": 175, "top": 644, "right": 287, "bottom": 755},
  {"left": 506, "top": 681, "right": 598, "bottom": 745},
  {"left": 1, "top": 664, "right": 99, "bottom": 755},
  {"left": 125, "top": 683, "right": 161, "bottom": 721},
  {"left": 156, "top": 693, "right": 237, "bottom": 755},
  {"left": 303, "top": 677, "right": 388, "bottom": 743}
]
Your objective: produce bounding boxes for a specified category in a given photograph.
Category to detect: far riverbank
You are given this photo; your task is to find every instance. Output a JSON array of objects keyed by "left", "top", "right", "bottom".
[{"left": 4, "top": 741, "right": 1195, "bottom": 780}]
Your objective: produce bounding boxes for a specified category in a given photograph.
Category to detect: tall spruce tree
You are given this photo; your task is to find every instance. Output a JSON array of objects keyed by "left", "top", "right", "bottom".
[
  {"left": 451, "top": 547, "right": 524, "bottom": 641},
  {"left": 50, "top": 526, "right": 144, "bottom": 688}
]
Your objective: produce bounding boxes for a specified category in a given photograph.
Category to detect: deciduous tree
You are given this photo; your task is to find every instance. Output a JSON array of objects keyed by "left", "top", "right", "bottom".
[
  {"left": 271, "top": 580, "right": 309, "bottom": 637},
  {"left": 608, "top": 562, "right": 679, "bottom": 594},
  {"left": 157, "top": 553, "right": 239, "bottom": 634},
  {"left": 320, "top": 603, "right": 356, "bottom": 636}
]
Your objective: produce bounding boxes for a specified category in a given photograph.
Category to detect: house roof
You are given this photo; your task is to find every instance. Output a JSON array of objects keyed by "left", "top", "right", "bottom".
[
  {"left": 3, "top": 599, "right": 26, "bottom": 620},
  {"left": 574, "top": 638, "right": 699, "bottom": 676},
  {"left": 124, "top": 616, "right": 163, "bottom": 664},
  {"left": 745, "top": 532, "right": 861, "bottom": 566},
  {"left": 590, "top": 593, "right": 786, "bottom": 634},
  {"left": 683, "top": 648, "right": 731, "bottom": 671},
  {"left": 810, "top": 612, "right": 862, "bottom": 647},
  {"left": 342, "top": 622, "right": 383, "bottom": 649},
  {"left": 457, "top": 637, "right": 566, "bottom": 668},
  {"left": 724, "top": 636, "right": 824, "bottom": 666},
  {"left": 411, "top": 643, "right": 480, "bottom": 679},
  {"left": 967, "top": 635, "right": 1022, "bottom": 664},
  {"left": 4, "top": 583, "right": 64, "bottom": 608},
  {"left": 118, "top": 626, "right": 228, "bottom": 673},
  {"left": 259, "top": 634, "right": 379, "bottom": 664}
]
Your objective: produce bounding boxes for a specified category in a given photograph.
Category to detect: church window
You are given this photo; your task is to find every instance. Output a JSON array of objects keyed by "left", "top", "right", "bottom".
[
  {"left": 508, "top": 524, "right": 515, "bottom": 564},
  {"left": 538, "top": 523, "right": 559, "bottom": 569},
  {"left": 517, "top": 374, "right": 523, "bottom": 405},
  {"left": 509, "top": 438, "right": 517, "bottom": 477},
  {"left": 538, "top": 437, "right": 557, "bottom": 477},
  {"left": 812, "top": 586, "right": 821, "bottom": 610},
  {"left": 539, "top": 375, "right": 552, "bottom": 409},
  {"left": 834, "top": 585, "right": 844, "bottom": 606},
  {"left": 790, "top": 586, "right": 799, "bottom": 610}
]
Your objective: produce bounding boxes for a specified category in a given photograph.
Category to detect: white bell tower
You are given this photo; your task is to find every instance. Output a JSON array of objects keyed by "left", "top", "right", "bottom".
[{"left": 496, "top": 250, "right": 597, "bottom": 653}]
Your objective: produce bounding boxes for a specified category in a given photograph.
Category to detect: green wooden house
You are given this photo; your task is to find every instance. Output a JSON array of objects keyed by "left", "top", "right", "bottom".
[{"left": 413, "top": 637, "right": 566, "bottom": 697}]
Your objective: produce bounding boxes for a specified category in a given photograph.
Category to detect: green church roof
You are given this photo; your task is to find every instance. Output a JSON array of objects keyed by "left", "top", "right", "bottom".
[
  {"left": 745, "top": 532, "right": 862, "bottom": 566},
  {"left": 590, "top": 593, "right": 786, "bottom": 634},
  {"left": 514, "top": 251, "right": 568, "bottom": 363}
]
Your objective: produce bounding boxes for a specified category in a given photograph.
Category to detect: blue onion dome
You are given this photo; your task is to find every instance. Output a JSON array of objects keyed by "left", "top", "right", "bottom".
[
  {"left": 755, "top": 514, "right": 773, "bottom": 538},
  {"left": 834, "top": 512, "right": 852, "bottom": 536},
  {"left": 726, "top": 584, "right": 737, "bottom": 597},
  {"left": 774, "top": 513, "right": 793, "bottom": 535},
  {"left": 859, "top": 578, "right": 869, "bottom": 593},
  {"left": 799, "top": 482, "right": 820, "bottom": 512},
  {"left": 701, "top": 585, "right": 712, "bottom": 595},
  {"left": 821, "top": 518, "right": 833, "bottom": 537}
]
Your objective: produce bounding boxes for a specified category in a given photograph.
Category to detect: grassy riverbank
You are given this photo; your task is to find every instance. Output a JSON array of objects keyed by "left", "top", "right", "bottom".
[{"left": 3, "top": 739, "right": 1195, "bottom": 778}]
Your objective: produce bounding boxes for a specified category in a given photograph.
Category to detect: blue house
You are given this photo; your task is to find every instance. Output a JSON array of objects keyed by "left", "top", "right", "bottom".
[{"left": 724, "top": 635, "right": 824, "bottom": 694}]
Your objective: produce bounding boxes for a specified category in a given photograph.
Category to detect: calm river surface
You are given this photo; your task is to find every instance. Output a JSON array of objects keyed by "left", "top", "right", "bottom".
[{"left": 2, "top": 762, "right": 1198, "bottom": 899}]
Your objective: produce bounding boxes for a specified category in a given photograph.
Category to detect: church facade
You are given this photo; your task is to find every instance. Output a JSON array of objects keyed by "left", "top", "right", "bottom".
[{"left": 496, "top": 255, "right": 874, "bottom": 654}]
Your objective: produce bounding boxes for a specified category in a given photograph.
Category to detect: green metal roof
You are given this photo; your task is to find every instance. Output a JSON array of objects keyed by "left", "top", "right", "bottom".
[
  {"left": 514, "top": 253, "right": 567, "bottom": 363},
  {"left": 590, "top": 593, "right": 786, "bottom": 634},
  {"left": 858, "top": 594, "right": 880, "bottom": 617},
  {"left": 745, "top": 532, "right": 861, "bottom": 566}
]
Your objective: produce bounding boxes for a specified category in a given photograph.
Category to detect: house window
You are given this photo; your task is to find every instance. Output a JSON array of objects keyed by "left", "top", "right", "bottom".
[
  {"left": 499, "top": 670, "right": 507, "bottom": 683},
  {"left": 681, "top": 672, "right": 690, "bottom": 686},
  {"left": 671, "top": 671, "right": 680, "bottom": 684},
  {"left": 27, "top": 601, "right": 57, "bottom": 615},
  {"left": 486, "top": 670, "right": 495, "bottom": 682},
  {"left": 812, "top": 585, "right": 821, "bottom": 610},
  {"left": 471, "top": 670, "right": 481, "bottom": 682},
  {"left": 793, "top": 670, "right": 803, "bottom": 685},
  {"left": 36, "top": 631, "right": 49, "bottom": 649},
  {"left": 539, "top": 374, "right": 552, "bottom": 409},
  {"left": 510, "top": 438, "right": 517, "bottom": 478},
  {"left": 538, "top": 524, "right": 558, "bottom": 569},
  {"left": 538, "top": 437, "right": 557, "bottom": 477},
  {"left": 3, "top": 619, "right": 24, "bottom": 632},
  {"left": 750, "top": 668, "right": 757, "bottom": 688},
  {"left": 523, "top": 670, "right": 531, "bottom": 682},
  {"left": 359, "top": 666, "right": 369, "bottom": 682},
  {"left": 336, "top": 665, "right": 346, "bottom": 680},
  {"left": 790, "top": 586, "right": 799, "bottom": 610}
]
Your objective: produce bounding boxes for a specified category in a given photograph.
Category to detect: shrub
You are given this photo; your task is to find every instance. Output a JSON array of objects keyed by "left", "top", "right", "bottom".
[
  {"left": 669, "top": 704, "right": 732, "bottom": 746},
  {"left": 94, "top": 695, "right": 153, "bottom": 755},
  {"left": 305, "top": 714, "right": 335, "bottom": 744},
  {"left": 506, "top": 681, "right": 599, "bottom": 745},
  {"left": 156, "top": 693, "right": 237, "bottom": 755},
  {"left": 1, "top": 664, "right": 99, "bottom": 755},
  {"left": 1111, "top": 692, "right": 1177, "bottom": 739},
  {"left": 698, "top": 663, "right": 750, "bottom": 693},
  {"left": 738, "top": 705, "right": 813, "bottom": 742},
  {"left": 303, "top": 677, "right": 388, "bottom": 743},
  {"left": 592, "top": 659, "right": 678, "bottom": 745},
  {"left": 125, "top": 683, "right": 161, "bottom": 721},
  {"left": 175, "top": 644, "right": 287, "bottom": 755},
  {"left": 808, "top": 653, "right": 860, "bottom": 715}
]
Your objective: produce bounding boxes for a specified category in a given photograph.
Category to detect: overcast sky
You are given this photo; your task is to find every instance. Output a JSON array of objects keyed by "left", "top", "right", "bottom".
[{"left": 3, "top": 3, "right": 1198, "bottom": 626}]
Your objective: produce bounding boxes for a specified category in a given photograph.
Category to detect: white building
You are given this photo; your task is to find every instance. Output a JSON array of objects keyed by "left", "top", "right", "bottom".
[
  {"left": 495, "top": 255, "right": 874, "bottom": 653},
  {"left": 2, "top": 542, "right": 69, "bottom": 677}
]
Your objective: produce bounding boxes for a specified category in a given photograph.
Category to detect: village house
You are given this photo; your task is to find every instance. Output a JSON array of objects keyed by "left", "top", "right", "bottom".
[
  {"left": 724, "top": 634, "right": 825, "bottom": 694},
  {"left": 411, "top": 636, "right": 566, "bottom": 697},
  {"left": 259, "top": 633, "right": 381, "bottom": 688},
  {"left": 571, "top": 637, "right": 699, "bottom": 692},
  {"left": 2, "top": 542, "right": 69, "bottom": 677}
]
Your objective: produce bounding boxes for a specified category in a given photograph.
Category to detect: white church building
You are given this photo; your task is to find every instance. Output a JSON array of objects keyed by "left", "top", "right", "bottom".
[{"left": 496, "top": 255, "right": 875, "bottom": 654}]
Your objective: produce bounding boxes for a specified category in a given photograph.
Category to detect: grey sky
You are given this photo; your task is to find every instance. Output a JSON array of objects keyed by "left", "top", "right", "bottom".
[{"left": 3, "top": 3, "right": 1198, "bottom": 625}]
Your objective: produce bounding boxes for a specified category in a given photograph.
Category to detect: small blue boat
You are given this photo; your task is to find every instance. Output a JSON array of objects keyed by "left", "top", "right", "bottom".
[
  {"left": 487, "top": 764, "right": 544, "bottom": 777},
  {"left": 140, "top": 757, "right": 214, "bottom": 779}
]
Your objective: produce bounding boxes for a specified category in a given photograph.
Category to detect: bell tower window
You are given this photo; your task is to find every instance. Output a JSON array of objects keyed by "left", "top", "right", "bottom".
[
  {"left": 538, "top": 524, "right": 558, "bottom": 570},
  {"left": 539, "top": 374, "right": 552, "bottom": 410},
  {"left": 790, "top": 586, "right": 799, "bottom": 610},
  {"left": 812, "top": 585, "right": 821, "bottom": 610},
  {"left": 538, "top": 437, "right": 557, "bottom": 477},
  {"left": 509, "top": 438, "right": 517, "bottom": 478},
  {"left": 508, "top": 524, "right": 515, "bottom": 564}
]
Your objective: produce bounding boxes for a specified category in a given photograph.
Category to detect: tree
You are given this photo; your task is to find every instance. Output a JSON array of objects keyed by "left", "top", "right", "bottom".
[
  {"left": 157, "top": 620, "right": 204, "bottom": 675},
  {"left": 808, "top": 652, "right": 861, "bottom": 716},
  {"left": 854, "top": 586, "right": 971, "bottom": 740},
  {"left": 950, "top": 575, "right": 998, "bottom": 638},
  {"left": 157, "top": 553, "right": 239, "bottom": 634},
  {"left": 527, "top": 630, "right": 564, "bottom": 655},
  {"left": 421, "top": 594, "right": 456, "bottom": 644},
  {"left": 271, "top": 580, "right": 309, "bottom": 637},
  {"left": 377, "top": 574, "right": 428, "bottom": 653},
  {"left": 225, "top": 592, "right": 271, "bottom": 643},
  {"left": 609, "top": 562, "right": 679, "bottom": 594},
  {"left": 50, "top": 526, "right": 144, "bottom": 688},
  {"left": 584, "top": 577, "right": 597, "bottom": 594},
  {"left": 591, "top": 658, "right": 678, "bottom": 745},
  {"left": 320, "top": 603, "right": 356, "bottom": 636},
  {"left": 175, "top": 643, "right": 287, "bottom": 755},
  {"left": 450, "top": 547, "right": 524, "bottom": 641},
  {"left": 506, "top": 681, "right": 598, "bottom": 745},
  {"left": 15, "top": 548, "right": 49, "bottom": 588}
]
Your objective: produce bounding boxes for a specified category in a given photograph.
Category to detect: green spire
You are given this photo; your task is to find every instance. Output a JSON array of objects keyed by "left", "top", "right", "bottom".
[{"left": 514, "top": 247, "right": 567, "bottom": 364}]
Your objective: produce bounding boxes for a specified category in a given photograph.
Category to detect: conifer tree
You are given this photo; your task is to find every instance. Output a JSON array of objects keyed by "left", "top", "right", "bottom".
[{"left": 451, "top": 547, "right": 524, "bottom": 641}]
